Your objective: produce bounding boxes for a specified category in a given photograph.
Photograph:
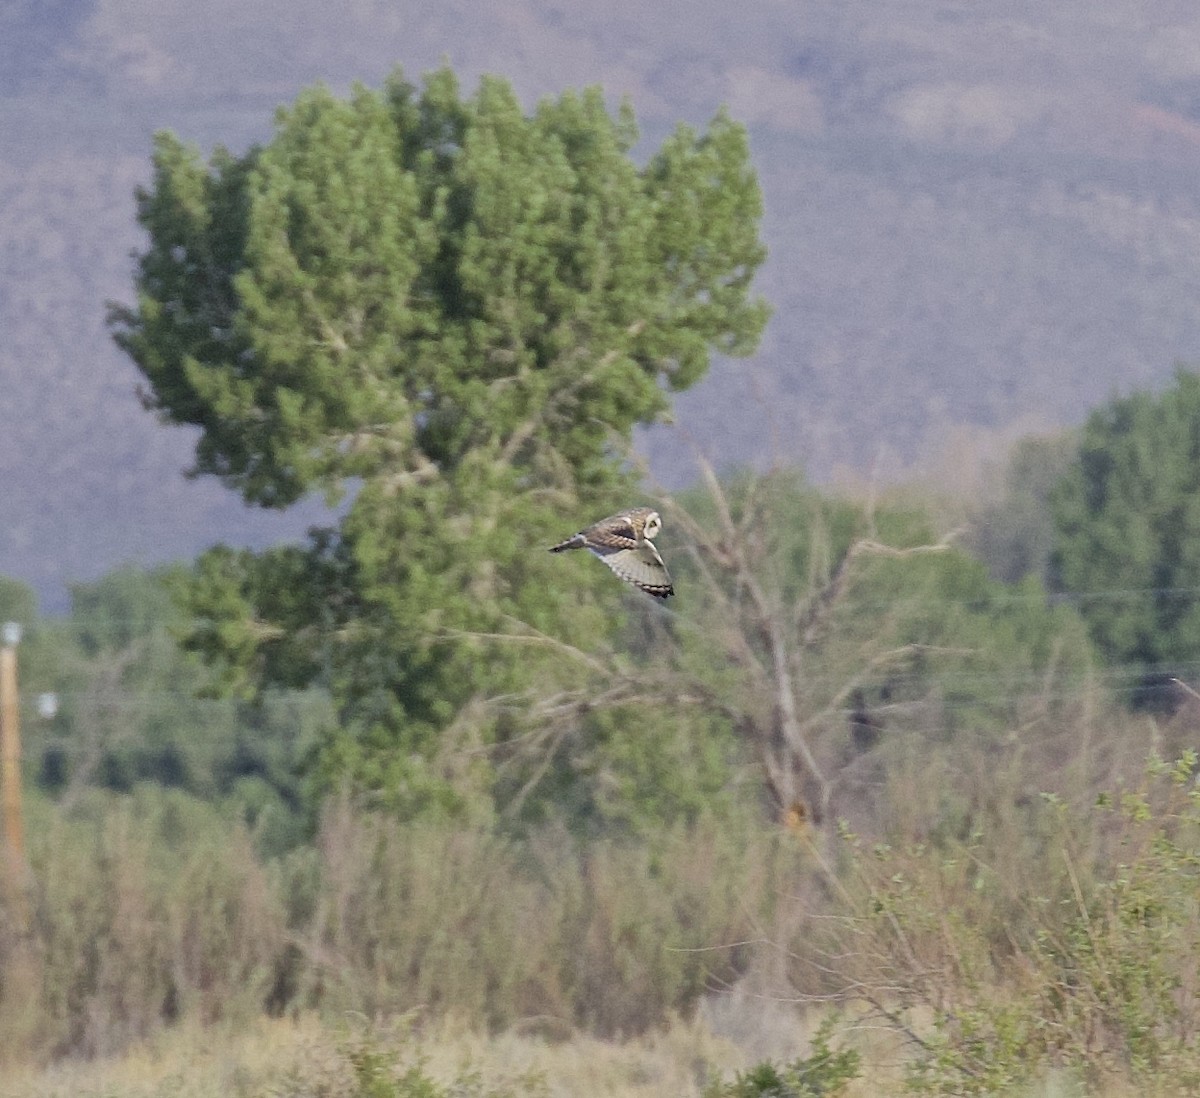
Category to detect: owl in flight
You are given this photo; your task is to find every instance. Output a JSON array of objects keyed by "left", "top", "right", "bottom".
[{"left": 549, "top": 507, "right": 674, "bottom": 598}]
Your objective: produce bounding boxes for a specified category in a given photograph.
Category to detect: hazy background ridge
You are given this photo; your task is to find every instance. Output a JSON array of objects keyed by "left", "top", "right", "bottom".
[{"left": 6, "top": 0, "right": 1200, "bottom": 609}]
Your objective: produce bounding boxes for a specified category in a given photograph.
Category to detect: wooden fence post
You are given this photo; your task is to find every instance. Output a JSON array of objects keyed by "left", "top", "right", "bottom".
[{"left": 0, "top": 633, "right": 23, "bottom": 865}]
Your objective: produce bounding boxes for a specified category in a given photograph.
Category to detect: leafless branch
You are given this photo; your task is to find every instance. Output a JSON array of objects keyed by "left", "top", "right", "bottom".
[
  {"left": 798, "top": 533, "right": 962, "bottom": 647},
  {"left": 441, "top": 618, "right": 615, "bottom": 678}
]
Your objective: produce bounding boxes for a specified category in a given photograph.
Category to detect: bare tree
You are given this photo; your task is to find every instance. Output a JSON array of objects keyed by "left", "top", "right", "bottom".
[{"left": 657, "top": 454, "right": 959, "bottom": 829}]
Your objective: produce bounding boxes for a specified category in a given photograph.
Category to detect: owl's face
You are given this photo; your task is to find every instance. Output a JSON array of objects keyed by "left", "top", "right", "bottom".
[{"left": 641, "top": 511, "right": 662, "bottom": 541}]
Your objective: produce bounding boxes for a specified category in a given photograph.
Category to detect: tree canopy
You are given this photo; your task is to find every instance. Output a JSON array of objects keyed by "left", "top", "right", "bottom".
[
  {"left": 110, "top": 66, "right": 769, "bottom": 814},
  {"left": 1051, "top": 368, "right": 1200, "bottom": 679}
]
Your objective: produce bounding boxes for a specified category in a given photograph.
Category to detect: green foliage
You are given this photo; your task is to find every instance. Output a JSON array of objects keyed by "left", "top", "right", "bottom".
[
  {"left": 338, "top": 1028, "right": 547, "bottom": 1098},
  {"left": 16, "top": 567, "right": 322, "bottom": 849},
  {"left": 499, "top": 694, "right": 745, "bottom": 841},
  {"left": 110, "top": 65, "right": 769, "bottom": 815},
  {"left": 0, "top": 577, "right": 69, "bottom": 710},
  {"left": 1051, "top": 367, "right": 1200, "bottom": 676},
  {"left": 877, "top": 560, "right": 1094, "bottom": 736},
  {"left": 31, "top": 567, "right": 233, "bottom": 797},
  {"left": 703, "top": 1016, "right": 860, "bottom": 1098},
  {"left": 0, "top": 575, "right": 37, "bottom": 628}
]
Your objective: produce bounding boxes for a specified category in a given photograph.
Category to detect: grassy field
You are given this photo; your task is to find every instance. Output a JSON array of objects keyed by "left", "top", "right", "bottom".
[
  {"left": 0, "top": 1005, "right": 1169, "bottom": 1098},
  {"left": 3, "top": 702, "right": 1199, "bottom": 1095},
  {"left": 0, "top": 1006, "right": 826, "bottom": 1098}
]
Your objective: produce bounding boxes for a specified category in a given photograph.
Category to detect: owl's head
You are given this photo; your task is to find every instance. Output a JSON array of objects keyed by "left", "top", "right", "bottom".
[{"left": 642, "top": 510, "right": 662, "bottom": 540}]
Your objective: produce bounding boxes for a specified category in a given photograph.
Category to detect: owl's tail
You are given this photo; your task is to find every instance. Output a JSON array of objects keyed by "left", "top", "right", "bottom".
[{"left": 548, "top": 533, "right": 587, "bottom": 552}]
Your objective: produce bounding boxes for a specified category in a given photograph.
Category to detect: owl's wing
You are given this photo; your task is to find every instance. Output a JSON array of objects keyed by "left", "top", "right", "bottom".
[{"left": 592, "top": 541, "right": 674, "bottom": 598}]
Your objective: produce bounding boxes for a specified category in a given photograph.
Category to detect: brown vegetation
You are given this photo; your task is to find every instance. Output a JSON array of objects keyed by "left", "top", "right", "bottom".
[
  {"left": 2, "top": 679, "right": 1198, "bottom": 1096},
  {"left": 0, "top": 788, "right": 800, "bottom": 1067}
]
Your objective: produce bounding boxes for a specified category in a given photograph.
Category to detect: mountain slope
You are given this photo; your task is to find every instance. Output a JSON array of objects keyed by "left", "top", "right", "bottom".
[{"left": 6, "top": 0, "right": 1200, "bottom": 606}]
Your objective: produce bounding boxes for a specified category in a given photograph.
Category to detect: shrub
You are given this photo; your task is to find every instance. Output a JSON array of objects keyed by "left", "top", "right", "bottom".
[
  {"left": 2, "top": 787, "right": 285, "bottom": 1062},
  {"left": 0, "top": 788, "right": 793, "bottom": 1064},
  {"left": 280, "top": 802, "right": 789, "bottom": 1036},
  {"left": 808, "top": 753, "right": 1200, "bottom": 1094},
  {"left": 703, "top": 1016, "right": 860, "bottom": 1097}
]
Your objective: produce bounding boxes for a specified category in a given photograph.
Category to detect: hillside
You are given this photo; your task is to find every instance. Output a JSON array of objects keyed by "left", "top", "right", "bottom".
[{"left": 5, "top": 1, "right": 1200, "bottom": 606}]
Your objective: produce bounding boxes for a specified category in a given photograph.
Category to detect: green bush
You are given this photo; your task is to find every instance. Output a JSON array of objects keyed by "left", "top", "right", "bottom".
[
  {"left": 703, "top": 1016, "right": 860, "bottom": 1097},
  {"left": 1050, "top": 368, "right": 1200, "bottom": 676},
  {"left": 342, "top": 1036, "right": 546, "bottom": 1098}
]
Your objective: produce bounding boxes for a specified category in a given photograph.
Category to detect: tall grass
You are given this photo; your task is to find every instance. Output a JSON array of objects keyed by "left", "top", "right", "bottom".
[
  {"left": 0, "top": 788, "right": 798, "bottom": 1067},
  {"left": 5, "top": 788, "right": 284, "bottom": 1061}
]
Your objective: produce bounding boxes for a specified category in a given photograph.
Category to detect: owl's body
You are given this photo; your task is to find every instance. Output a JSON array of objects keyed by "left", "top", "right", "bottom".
[{"left": 549, "top": 507, "right": 674, "bottom": 598}]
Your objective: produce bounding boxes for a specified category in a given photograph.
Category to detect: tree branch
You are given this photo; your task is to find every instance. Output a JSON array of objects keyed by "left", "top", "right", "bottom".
[{"left": 689, "top": 451, "right": 833, "bottom": 812}]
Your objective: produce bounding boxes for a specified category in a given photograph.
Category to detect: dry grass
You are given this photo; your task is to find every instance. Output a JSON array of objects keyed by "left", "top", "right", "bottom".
[
  {"left": 0, "top": 789, "right": 799, "bottom": 1068},
  {"left": 0, "top": 1005, "right": 1170, "bottom": 1098},
  {"left": 0, "top": 1008, "right": 780, "bottom": 1098}
]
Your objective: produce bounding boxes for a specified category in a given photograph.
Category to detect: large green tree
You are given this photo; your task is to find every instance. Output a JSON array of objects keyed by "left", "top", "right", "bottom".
[
  {"left": 1051, "top": 368, "right": 1200, "bottom": 681},
  {"left": 110, "top": 67, "right": 768, "bottom": 813}
]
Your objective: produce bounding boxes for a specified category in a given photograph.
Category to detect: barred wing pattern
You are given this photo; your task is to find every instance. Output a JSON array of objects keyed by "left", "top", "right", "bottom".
[{"left": 595, "top": 542, "right": 674, "bottom": 598}]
